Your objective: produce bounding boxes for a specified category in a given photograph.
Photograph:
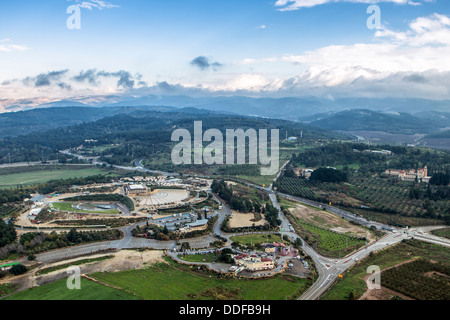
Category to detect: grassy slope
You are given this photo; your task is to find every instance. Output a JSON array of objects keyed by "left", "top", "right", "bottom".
[
  {"left": 5, "top": 278, "right": 140, "bottom": 300},
  {"left": 91, "top": 259, "right": 308, "bottom": 300}
]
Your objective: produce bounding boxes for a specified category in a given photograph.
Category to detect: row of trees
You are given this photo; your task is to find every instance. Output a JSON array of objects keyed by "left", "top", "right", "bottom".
[{"left": 0, "top": 229, "right": 122, "bottom": 260}]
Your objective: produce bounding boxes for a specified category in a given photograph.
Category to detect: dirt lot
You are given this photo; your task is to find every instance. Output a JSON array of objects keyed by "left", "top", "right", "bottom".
[
  {"left": 289, "top": 205, "right": 374, "bottom": 241},
  {"left": 135, "top": 189, "right": 189, "bottom": 207},
  {"left": 359, "top": 287, "right": 414, "bottom": 300},
  {"left": 229, "top": 211, "right": 267, "bottom": 229}
]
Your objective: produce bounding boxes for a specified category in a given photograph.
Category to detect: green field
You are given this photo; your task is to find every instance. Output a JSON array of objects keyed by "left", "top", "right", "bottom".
[
  {"left": 178, "top": 253, "right": 219, "bottom": 263},
  {"left": 90, "top": 259, "right": 308, "bottom": 300},
  {"left": 5, "top": 277, "right": 140, "bottom": 300},
  {"left": 230, "top": 234, "right": 285, "bottom": 245},
  {"left": 51, "top": 202, "right": 120, "bottom": 215},
  {"left": 0, "top": 167, "right": 111, "bottom": 188},
  {"left": 322, "top": 240, "right": 450, "bottom": 300},
  {"left": 6, "top": 258, "right": 310, "bottom": 300}
]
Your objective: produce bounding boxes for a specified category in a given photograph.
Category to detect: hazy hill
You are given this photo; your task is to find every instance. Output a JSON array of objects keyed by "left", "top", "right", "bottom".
[
  {"left": 4, "top": 95, "right": 450, "bottom": 121},
  {"left": 301, "top": 109, "right": 449, "bottom": 134}
]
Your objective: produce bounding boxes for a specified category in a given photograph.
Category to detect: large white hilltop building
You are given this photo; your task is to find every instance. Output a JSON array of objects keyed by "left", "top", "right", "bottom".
[{"left": 385, "top": 166, "right": 431, "bottom": 183}]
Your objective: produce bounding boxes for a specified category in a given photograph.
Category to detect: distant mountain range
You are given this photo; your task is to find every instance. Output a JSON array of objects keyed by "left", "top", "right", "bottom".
[
  {"left": 0, "top": 106, "right": 224, "bottom": 138},
  {"left": 2, "top": 95, "right": 450, "bottom": 122}
]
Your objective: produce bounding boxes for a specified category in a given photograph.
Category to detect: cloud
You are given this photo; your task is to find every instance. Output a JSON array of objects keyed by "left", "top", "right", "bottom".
[
  {"left": 190, "top": 56, "right": 223, "bottom": 71},
  {"left": 14, "top": 69, "right": 144, "bottom": 93},
  {"left": 97, "top": 70, "right": 136, "bottom": 88},
  {"left": 0, "top": 39, "right": 29, "bottom": 52},
  {"left": 69, "top": 0, "right": 119, "bottom": 10},
  {"left": 72, "top": 69, "right": 143, "bottom": 89},
  {"left": 231, "top": 13, "right": 450, "bottom": 98},
  {"left": 2, "top": 14, "right": 450, "bottom": 100},
  {"left": 23, "top": 70, "right": 69, "bottom": 87},
  {"left": 72, "top": 69, "right": 99, "bottom": 85},
  {"left": 274, "top": 0, "right": 432, "bottom": 11}
]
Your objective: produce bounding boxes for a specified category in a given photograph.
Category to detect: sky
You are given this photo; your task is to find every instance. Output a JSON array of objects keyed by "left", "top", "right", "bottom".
[{"left": 1, "top": 0, "right": 450, "bottom": 102}]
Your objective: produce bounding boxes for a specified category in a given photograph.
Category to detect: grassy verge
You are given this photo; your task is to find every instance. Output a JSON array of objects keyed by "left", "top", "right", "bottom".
[
  {"left": 431, "top": 228, "right": 450, "bottom": 240},
  {"left": 36, "top": 255, "right": 114, "bottom": 276}
]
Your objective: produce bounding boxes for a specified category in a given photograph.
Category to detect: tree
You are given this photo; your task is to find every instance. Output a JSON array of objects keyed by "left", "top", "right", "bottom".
[
  {"left": 430, "top": 173, "right": 450, "bottom": 186},
  {"left": 265, "top": 204, "right": 281, "bottom": 228},
  {"left": 181, "top": 242, "right": 191, "bottom": 251},
  {"left": 310, "top": 168, "right": 348, "bottom": 183},
  {"left": 10, "top": 264, "right": 27, "bottom": 276}
]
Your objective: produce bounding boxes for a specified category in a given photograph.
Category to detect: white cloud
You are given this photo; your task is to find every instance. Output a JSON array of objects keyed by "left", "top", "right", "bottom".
[
  {"left": 69, "top": 0, "right": 119, "bottom": 10},
  {"left": 275, "top": 0, "right": 432, "bottom": 11},
  {"left": 231, "top": 13, "right": 450, "bottom": 98},
  {"left": 0, "top": 39, "right": 29, "bottom": 52}
]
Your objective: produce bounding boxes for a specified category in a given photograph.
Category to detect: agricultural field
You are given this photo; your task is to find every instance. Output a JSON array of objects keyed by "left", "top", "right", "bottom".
[
  {"left": 322, "top": 240, "right": 450, "bottom": 300},
  {"left": 276, "top": 177, "right": 316, "bottom": 199},
  {"left": 0, "top": 167, "right": 111, "bottom": 188},
  {"left": 5, "top": 277, "right": 140, "bottom": 300},
  {"left": 90, "top": 259, "right": 309, "bottom": 300},
  {"left": 346, "top": 174, "right": 449, "bottom": 218},
  {"left": 277, "top": 173, "right": 449, "bottom": 227},
  {"left": 381, "top": 259, "right": 450, "bottom": 300}
]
